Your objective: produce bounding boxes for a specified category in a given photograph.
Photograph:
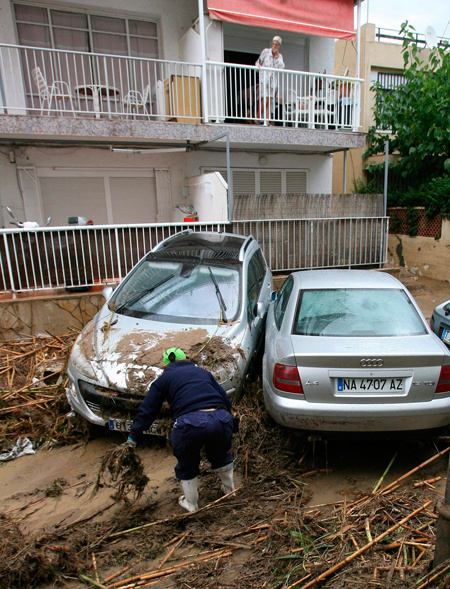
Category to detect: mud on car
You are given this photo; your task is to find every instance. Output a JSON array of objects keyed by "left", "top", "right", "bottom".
[{"left": 67, "top": 230, "right": 273, "bottom": 435}]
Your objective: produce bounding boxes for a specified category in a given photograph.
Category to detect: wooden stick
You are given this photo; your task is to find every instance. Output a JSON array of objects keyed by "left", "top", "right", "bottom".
[
  {"left": 92, "top": 552, "right": 100, "bottom": 583},
  {"left": 287, "top": 500, "right": 432, "bottom": 589},
  {"left": 156, "top": 531, "right": 189, "bottom": 569},
  {"left": 379, "top": 446, "right": 450, "bottom": 495}
]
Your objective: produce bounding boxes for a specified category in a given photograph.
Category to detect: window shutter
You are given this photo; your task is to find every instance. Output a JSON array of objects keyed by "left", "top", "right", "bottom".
[
  {"left": 109, "top": 176, "right": 157, "bottom": 223},
  {"left": 260, "top": 171, "right": 282, "bottom": 193},
  {"left": 39, "top": 176, "right": 107, "bottom": 225},
  {"left": 286, "top": 171, "right": 307, "bottom": 193},
  {"left": 233, "top": 170, "right": 256, "bottom": 195}
]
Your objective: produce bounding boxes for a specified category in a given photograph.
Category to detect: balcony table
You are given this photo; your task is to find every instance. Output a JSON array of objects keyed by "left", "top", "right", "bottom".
[{"left": 74, "top": 84, "right": 120, "bottom": 118}]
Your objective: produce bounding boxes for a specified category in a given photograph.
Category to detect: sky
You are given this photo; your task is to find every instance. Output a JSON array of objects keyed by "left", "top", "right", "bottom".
[{"left": 356, "top": 0, "right": 450, "bottom": 40}]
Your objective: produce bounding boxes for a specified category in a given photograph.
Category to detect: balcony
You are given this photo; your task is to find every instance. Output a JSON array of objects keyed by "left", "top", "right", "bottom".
[{"left": 0, "top": 43, "right": 362, "bottom": 141}]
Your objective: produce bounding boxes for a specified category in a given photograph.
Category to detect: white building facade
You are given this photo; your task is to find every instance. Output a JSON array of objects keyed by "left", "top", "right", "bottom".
[{"left": 0, "top": 0, "right": 365, "bottom": 227}]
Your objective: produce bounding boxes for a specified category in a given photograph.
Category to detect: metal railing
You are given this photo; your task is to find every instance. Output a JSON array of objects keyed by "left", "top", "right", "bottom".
[
  {"left": 0, "top": 43, "right": 361, "bottom": 129},
  {"left": 0, "top": 217, "right": 388, "bottom": 294},
  {"left": 0, "top": 43, "right": 202, "bottom": 120},
  {"left": 206, "top": 62, "right": 361, "bottom": 130},
  {"left": 0, "top": 222, "right": 226, "bottom": 293},
  {"left": 233, "top": 217, "right": 389, "bottom": 272}
]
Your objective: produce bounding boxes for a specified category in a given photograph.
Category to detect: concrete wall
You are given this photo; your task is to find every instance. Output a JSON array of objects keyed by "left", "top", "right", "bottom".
[
  {"left": 0, "top": 290, "right": 104, "bottom": 342},
  {"left": 387, "top": 220, "right": 450, "bottom": 282}
]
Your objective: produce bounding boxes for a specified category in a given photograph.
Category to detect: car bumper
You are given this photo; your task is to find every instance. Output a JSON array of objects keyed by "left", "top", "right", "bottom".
[
  {"left": 263, "top": 377, "right": 450, "bottom": 432},
  {"left": 66, "top": 365, "right": 107, "bottom": 427}
]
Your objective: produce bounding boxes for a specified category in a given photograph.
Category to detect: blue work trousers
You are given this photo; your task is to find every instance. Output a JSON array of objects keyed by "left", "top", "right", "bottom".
[{"left": 171, "top": 408, "right": 233, "bottom": 480}]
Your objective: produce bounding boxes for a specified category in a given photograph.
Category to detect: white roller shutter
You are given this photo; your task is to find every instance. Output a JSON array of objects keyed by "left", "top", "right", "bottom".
[
  {"left": 233, "top": 170, "right": 256, "bottom": 194},
  {"left": 39, "top": 176, "right": 107, "bottom": 225},
  {"left": 109, "top": 176, "right": 157, "bottom": 223},
  {"left": 260, "top": 171, "right": 282, "bottom": 193},
  {"left": 286, "top": 171, "right": 307, "bottom": 193}
]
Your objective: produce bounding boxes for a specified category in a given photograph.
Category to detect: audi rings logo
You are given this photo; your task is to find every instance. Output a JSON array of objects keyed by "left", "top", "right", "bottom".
[{"left": 360, "top": 358, "right": 383, "bottom": 367}]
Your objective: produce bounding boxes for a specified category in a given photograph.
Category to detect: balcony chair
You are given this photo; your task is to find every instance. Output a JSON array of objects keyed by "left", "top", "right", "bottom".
[
  {"left": 31, "top": 67, "right": 76, "bottom": 117},
  {"left": 313, "top": 87, "right": 338, "bottom": 129},
  {"left": 122, "top": 84, "right": 151, "bottom": 119},
  {"left": 283, "top": 89, "right": 313, "bottom": 128}
]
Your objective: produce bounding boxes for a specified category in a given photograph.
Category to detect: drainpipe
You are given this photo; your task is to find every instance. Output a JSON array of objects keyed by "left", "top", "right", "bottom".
[
  {"left": 383, "top": 140, "right": 389, "bottom": 216},
  {"left": 198, "top": 0, "right": 209, "bottom": 123},
  {"left": 354, "top": 0, "right": 362, "bottom": 131},
  {"left": 343, "top": 150, "right": 347, "bottom": 193}
]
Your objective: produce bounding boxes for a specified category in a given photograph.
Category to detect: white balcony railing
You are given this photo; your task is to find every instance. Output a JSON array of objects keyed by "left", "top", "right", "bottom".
[
  {"left": 0, "top": 43, "right": 361, "bottom": 130},
  {"left": 206, "top": 62, "right": 361, "bottom": 130},
  {"left": 0, "top": 43, "right": 202, "bottom": 121}
]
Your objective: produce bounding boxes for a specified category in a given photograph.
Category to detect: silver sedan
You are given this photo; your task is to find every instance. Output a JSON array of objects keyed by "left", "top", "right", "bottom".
[{"left": 263, "top": 269, "right": 450, "bottom": 433}]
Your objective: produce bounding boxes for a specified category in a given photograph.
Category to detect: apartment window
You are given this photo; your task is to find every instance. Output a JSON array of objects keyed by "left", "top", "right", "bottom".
[
  {"left": 14, "top": 4, "right": 159, "bottom": 58},
  {"left": 217, "top": 169, "right": 307, "bottom": 196},
  {"left": 375, "top": 71, "right": 406, "bottom": 129},
  {"left": 14, "top": 3, "right": 159, "bottom": 112}
]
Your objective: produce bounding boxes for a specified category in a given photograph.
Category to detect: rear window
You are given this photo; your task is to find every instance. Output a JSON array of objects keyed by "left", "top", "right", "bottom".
[{"left": 293, "top": 288, "right": 427, "bottom": 337}]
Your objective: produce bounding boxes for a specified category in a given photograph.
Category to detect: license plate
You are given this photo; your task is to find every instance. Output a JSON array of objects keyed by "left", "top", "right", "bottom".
[
  {"left": 442, "top": 329, "right": 450, "bottom": 345},
  {"left": 337, "top": 377, "right": 404, "bottom": 393},
  {"left": 109, "top": 417, "right": 162, "bottom": 436}
]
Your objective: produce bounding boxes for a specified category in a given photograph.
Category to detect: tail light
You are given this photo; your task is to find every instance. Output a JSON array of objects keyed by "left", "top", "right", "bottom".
[
  {"left": 273, "top": 363, "right": 303, "bottom": 394},
  {"left": 436, "top": 365, "right": 450, "bottom": 394}
]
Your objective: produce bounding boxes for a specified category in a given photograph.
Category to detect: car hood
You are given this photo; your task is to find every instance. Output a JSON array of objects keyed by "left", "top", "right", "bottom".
[{"left": 69, "top": 308, "right": 243, "bottom": 395}]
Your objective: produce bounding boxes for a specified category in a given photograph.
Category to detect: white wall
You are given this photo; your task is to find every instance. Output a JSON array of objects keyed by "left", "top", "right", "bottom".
[
  {"left": 186, "top": 172, "right": 228, "bottom": 222},
  {"left": 309, "top": 36, "right": 335, "bottom": 75}
]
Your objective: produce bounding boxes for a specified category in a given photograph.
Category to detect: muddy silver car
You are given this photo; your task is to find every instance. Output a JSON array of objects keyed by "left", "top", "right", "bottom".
[
  {"left": 263, "top": 269, "right": 450, "bottom": 433},
  {"left": 67, "top": 230, "right": 272, "bottom": 434}
]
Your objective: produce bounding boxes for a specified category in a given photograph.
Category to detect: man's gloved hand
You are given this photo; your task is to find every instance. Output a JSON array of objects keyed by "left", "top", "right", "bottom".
[{"left": 122, "top": 437, "right": 137, "bottom": 450}]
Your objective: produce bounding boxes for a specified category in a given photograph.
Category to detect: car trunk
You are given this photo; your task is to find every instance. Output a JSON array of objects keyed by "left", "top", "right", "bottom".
[{"left": 290, "top": 334, "right": 446, "bottom": 404}]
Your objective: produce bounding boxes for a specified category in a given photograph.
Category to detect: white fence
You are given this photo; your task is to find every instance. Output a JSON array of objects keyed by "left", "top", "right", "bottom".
[
  {"left": 0, "top": 43, "right": 361, "bottom": 128},
  {"left": 0, "top": 218, "right": 388, "bottom": 294}
]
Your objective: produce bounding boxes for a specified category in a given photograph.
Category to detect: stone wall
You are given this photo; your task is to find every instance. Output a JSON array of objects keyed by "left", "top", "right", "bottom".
[
  {"left": 387, "top": 219, "right": 450, "bottom": 282},
  {"left": 0, "top": 289, "right": 104, "bottom": 342}
]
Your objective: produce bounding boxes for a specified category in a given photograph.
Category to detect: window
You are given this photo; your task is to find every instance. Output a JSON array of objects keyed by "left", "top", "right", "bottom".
[
  {"left": 206, "top": 169, "right": 307, "bottom": 196},
  {"left": 14, "top": 3, "right": 159, "bottom": 111},
  {"left": 247, "top": 250, "right": 266, "bottom": 318},
  {"left": 375, "top": 71, "right": 406, "bottom": 130},
  {"left": 293, "top": 289, "right": 427, "bottom": 337},
  {"left": 14, "top": 4, "right": 159, "bottom": 58},
  {"left": 274, "top": 275, "right": 294, "bottom": 329}
]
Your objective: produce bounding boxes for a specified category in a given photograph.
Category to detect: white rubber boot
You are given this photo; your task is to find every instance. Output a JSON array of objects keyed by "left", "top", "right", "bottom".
[
  {"left": 217, "top": 465, "right": 235, "bottom": 495},
  {"left": 178, "top": 477, "right": 199, "bottom": 512}
]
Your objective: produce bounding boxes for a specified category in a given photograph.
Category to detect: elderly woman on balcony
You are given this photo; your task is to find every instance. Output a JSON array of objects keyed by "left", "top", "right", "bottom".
[{"left": 256, "top": 36, "right": 284, "bottom": 125}]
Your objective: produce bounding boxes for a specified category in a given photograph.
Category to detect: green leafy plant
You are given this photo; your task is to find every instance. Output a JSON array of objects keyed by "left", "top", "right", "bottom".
[{"left": 364, "top": 23, "right": 450, "bottom": 187}]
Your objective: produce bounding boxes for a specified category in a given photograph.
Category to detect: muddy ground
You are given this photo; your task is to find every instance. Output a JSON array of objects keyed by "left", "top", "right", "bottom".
[{"left": 0, "top": 267, "right": 450, "bottom": 588}]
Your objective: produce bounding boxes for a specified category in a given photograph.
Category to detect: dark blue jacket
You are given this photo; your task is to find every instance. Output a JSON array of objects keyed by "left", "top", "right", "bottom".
[{"left": 129, "top": 361, "right": 231, "bottom": 441}]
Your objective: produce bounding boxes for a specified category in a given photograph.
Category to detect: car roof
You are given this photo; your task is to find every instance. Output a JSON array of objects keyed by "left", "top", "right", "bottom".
[
  {"left": 151, "top": 231, "right": 250, "bottom": 262},
  {"left": 290, "top": 269, "right": 404, "bottom": 289}
]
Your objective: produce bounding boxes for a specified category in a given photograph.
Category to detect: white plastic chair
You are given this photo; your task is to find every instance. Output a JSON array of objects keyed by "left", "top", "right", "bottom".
[
  {"left": 122, "top": 85, "right": 150, "bottom": 118},
  {"left": 313, "top": 87, "right": 338, "bottom": 129},
  {"left": 31, "top": 67, "right": 75, "bottom": 116},
  {"left": 283, "top": 89, "right": 313, "bottom": 128}
]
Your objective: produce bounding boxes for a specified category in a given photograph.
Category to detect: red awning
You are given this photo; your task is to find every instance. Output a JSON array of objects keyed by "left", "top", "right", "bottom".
[{"left": 207, "top": 0, "right": 356, "bottom": 40}]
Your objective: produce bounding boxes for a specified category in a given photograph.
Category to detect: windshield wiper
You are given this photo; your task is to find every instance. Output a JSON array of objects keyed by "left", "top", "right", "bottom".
[
  {"left": 113, "top": 274, "right": 174, "bottom": 314},
  {"left": 208, "top": 267, "right": 227, "bottom": 322}
]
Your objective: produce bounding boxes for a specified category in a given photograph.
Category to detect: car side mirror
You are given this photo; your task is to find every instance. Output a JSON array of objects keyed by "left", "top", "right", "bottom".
[
  {"left": 102, "top": 286, "right": 114, "bottom": 301},
  {"left": 255, "top": 300, "right": 265, "bottom": 318}
]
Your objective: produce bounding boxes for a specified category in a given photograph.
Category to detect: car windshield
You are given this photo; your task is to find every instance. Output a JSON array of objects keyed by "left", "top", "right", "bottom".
[
  {"left": 293, "top": 288, "right": 427, "bottom": 337},
  {"left": 110, "top": 258, "right": 241, "bottom": 324}
]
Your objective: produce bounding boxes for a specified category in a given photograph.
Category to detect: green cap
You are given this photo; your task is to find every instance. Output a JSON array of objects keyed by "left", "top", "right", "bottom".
[{"left": 163, "top": 347, "right": 186, "bottom": 365}]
